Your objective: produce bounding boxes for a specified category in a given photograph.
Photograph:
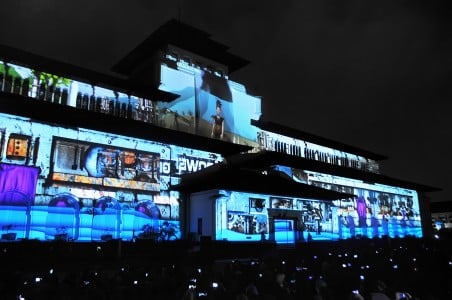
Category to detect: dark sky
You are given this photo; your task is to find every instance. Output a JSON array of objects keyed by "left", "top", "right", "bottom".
[{"left": 1, "top": 0, "right": 450, "bottom": 203}]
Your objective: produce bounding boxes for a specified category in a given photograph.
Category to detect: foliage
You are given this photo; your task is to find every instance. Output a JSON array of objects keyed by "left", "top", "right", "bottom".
[
  {"left": 31, "top": 70, "right": 71, "bottom": 87},
  {"left": 138, "top": 222, "right": 179, "bottom": 241},
  {"left": 158, "top": 221, "right": 178, "bottom": 241},
  {"left": 138, "top": 224, "right": 160, "bottom": 240},
  {"left": 0, "top": 62, "right": 22, "bottom": 78}
]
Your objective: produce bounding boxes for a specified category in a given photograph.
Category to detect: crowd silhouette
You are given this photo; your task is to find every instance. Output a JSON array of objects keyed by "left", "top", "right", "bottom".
[{"left": 0, "top": 232, "right": 451, "bottom": 300}]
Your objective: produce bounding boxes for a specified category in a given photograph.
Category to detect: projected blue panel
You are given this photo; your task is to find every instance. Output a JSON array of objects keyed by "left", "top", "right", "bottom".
[
  {"left": 272, "top": 166, "right": 424, "bottom": 240},
  {"left": 159, "top": 65, "right": 261, "bottom": 146},
  {"left": 0, "top": 112, "right": 221, "bottom": 242},
  {"left": 214, "top": 184, "right": 422, "bottom": 244}
]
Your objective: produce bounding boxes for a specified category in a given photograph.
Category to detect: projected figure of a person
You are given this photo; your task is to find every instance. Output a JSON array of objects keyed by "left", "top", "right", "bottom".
[
  {"left": 195, "top": 71, "right": 233, "bottom": 138},
  {"left": 371, "top": 215, "right": 380, "bottom": 238},
  {"left": 390, "top": 212, "right": 399, "bottom": 237},
  {"left": 382, "top": 214, "right": 389, "bottom": 236},
  {"left": 211, "top": 99, "right": 224, "bottom": 139},
  {"left": 338, "top": 214, "right": 344, "bottom": 240},
  {"left": 347, "top": 213, "right": 356, "bottom": 238}
]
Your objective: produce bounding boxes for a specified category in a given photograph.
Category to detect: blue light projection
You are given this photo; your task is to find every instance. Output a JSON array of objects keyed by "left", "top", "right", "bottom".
[
  {"left": 0, "top": 112, "right": 222, "bottom": 242},
  {"left": 214, "top": 180, "right": 423, "bottom": 244},
  {"left": 159, "top": 65, "right": 261, "bottom": 146}
]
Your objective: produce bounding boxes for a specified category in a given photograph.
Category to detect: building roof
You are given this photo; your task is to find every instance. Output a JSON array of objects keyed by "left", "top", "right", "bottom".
[
  {"left": 0, "top": 44, "right": 178, "bottom": 102},
  {"left": 430, "top": 201, "right": 452, "bottom": 213},
  {"left": 173, "top": 161, "right": 356, "bottom": 200},
  {"left": 252, "top": 118, "right": 388, "bottom": 161},
  {"left": 112, "top": 19, "right": 250, "bottom": 76},
  {"left": 223, "top": 151, "right": 441, "bottom": 193}
]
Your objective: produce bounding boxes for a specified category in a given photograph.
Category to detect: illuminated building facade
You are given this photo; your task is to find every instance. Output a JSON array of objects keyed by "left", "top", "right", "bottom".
[{"left": 0, "top": 20, "right": 439, "bottom": 244}]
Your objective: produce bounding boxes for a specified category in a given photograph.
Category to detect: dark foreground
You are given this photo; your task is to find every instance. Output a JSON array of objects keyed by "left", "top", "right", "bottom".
[{"left": 0, "top": 233, "right": 451, "bottom": 300}]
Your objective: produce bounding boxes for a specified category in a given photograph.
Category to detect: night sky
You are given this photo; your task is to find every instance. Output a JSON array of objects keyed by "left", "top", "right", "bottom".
[{"left": 0, "top": 0, "right": 450, "bottom": 203}]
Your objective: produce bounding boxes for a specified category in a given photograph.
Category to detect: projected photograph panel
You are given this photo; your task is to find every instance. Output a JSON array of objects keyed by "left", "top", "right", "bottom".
[
  {"left": 6, "top": 134, "right": 31, "bottom": 161},
  {"left": 214, "top": 180, "right": 422, "bottom": 244},
  {"left": 157, "top": 65, "right": 196, "bottom": 134},
  {"left": 0, "top": 112, "right": 221, "bottom": 242},
  {"left": 159, "top": 65, "right": 261, "bottom": 146},
  {"left": 215, "top": 190, "right": 338, "bottom": 243},
  {"left": 249, "top": 197, "right": 265, "bottom": 213},
  {"left": 272, "top": 166, "right": 423, "bottom": 239},
  {"left": 194, "top": 70, "right": 260, "bottom": 145},
  {"left": 0, "top": 163, "right": 40, "bottom": 240},
  {"left": 271, "top": 197, "right": 293, "bottom": 210},
  {"left": 51, "top": 138, "right": 161, "bottom": 192}
]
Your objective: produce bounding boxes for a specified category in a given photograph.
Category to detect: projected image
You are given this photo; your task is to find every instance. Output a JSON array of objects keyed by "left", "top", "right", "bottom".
[
  {"left": 0, "top": 60, "right": 147, "bottom": 121},
  {"left": 2, "top": 58, "right": 261, "bottom": 149},
  {"left": 0, "top": 129, "right": 4, "bottom": 159},
  {"left": 272, "top": 166, "right": 423, "bottom": 239},
  {"left": 6, "top": 134, "right": 30, "bottom": 161},
  {"left": 215, "top": 190, "right": 337, "bottom": 243},
  {"left": 194, "top": 71, "right": 260, "bottom": 145},
  {"left": 0, "top": 163, "right": 40, "bottom": 205},
  {"left": 52, "top": 139, "right": 161, "bottom": 192},
  {"left": 215, "top": 192, "right": 268, "bottom": 242},
  {"left": 250, "top": 197, "right": 265, "bottom": 213},
  {"left": 214, "top": 180, "right": 421, "bottom": 244},
  {"left": 0, "top": 112, "right": 221, "bottom": 242},
  {"left": 227, "top": 212, "right": 268, "bottom": 235},
  {"left": 0, "top": 60, "right": 34, "bottom": 97},
  {"left": 271, "top": 197, "right": 293, "bottom": 209},
  {"left": 157, "top": 65, "right": 196, "bottom": 133},
  {"left": 319, "top": 186, "right": 420, "bottom": 239},
  {"left": 159, "top": 65, "right": 261, "bottom": 146}
]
